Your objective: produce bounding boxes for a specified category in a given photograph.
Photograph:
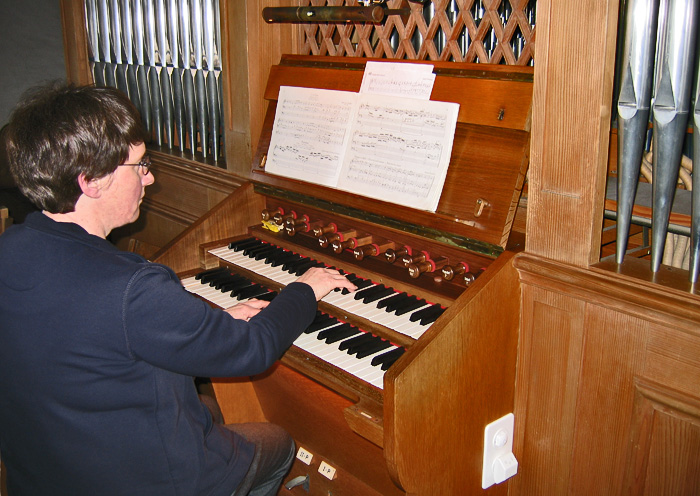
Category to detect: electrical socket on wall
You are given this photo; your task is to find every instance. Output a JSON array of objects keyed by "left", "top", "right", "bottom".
[{"left": 482, "top": 413, "right": 518, "bottom": 489}]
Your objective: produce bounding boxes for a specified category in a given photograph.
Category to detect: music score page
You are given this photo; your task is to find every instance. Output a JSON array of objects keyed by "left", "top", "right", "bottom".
[{"left": 265, "top": 85, "right": 459, "bottom": 212}]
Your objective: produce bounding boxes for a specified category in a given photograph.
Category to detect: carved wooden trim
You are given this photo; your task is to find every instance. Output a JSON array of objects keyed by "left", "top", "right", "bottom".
[
  {"left": 514, "top": 253, "right": 700, "bottom": 334},
  {"left": 623, "top": 378, "right": 700, "bottom": 494},
  {"left": 149, "top": 149, "right": 244, "bottom": 194},
  {"left": 298, "top": 0, "right": 536, "bottom": 65}
]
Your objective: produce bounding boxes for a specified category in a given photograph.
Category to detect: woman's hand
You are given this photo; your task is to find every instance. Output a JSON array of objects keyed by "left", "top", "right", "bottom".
[
  {"left": 294, "top": 267, "right": 357, "bottom": 301},
  {"left": 224, "top": 299, "right": 270, "bottom": 321}
]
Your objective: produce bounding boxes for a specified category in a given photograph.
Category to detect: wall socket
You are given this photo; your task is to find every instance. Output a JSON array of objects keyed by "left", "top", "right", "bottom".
[
  {"left": 482, "top": 413, "right": 518, "bottom": 489},
  {"left": 296, "top": 446, "right": 313, "bottom": 465}
]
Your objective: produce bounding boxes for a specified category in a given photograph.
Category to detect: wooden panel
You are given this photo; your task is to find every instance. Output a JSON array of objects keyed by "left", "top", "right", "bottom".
[
  {"left": 515, "top": 253, "right": 700, "bottom": 495},
  {"left": 645, "top": 325, "right": 700, "bottom": 398},
  {"left": 210, "top": 378, "right": 266, "bottom": 425},
  {"left": 147, "top": 151, "right": 239, "bottom": 221},
  {"left": 384, "top": 251, "right": 520, "bottom": 494},
  {"left": 568, "top": 306, "right": 647, "bottom": 494},
  {"left": 267, "top": 56, "right": 534, "bottom": 131},
  {"left": 511, "top": 285, "right": 585, "bottom": 496},
  {"left": 623, "top": 380, "right": 700, "bottom": 495},
  {"left": 152, "top": 183, "right": 264, "bottom": 273},
  {"left": 253, "top": 364, "right": 404, "bottom": 496}
]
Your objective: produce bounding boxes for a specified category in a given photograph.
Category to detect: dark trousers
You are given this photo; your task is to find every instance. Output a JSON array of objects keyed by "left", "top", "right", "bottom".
[{"left": 224, "top": 423, "right": 295, "bottom": 496}]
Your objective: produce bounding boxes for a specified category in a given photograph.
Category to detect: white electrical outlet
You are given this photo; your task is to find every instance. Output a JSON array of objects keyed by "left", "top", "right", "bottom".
[
  {"left": 318, "top": 461, "right": 337, "bottom": 480},
  {"left": 482, "top": 413, "right": 518, "bottom": 489},
  {"left": 296, "top": 446, "right": 313, "bottom": 465}
]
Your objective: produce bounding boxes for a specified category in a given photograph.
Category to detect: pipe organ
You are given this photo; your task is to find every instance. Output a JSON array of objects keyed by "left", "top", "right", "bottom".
[{"left": 153, "top": 56, "right": 533, "bottom": 495}]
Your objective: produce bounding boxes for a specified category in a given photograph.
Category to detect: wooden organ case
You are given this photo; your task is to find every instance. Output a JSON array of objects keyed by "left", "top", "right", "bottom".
[{"left": 153, "top": 56, "right": 534, "bottom": 496}]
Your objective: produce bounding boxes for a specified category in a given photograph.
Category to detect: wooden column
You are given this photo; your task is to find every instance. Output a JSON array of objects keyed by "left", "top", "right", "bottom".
[
  {"left": 60, "top": 0, "right": 92, "bottom": 86},
  {"left": 525, "top": 0, "right": 620, "bottom": 266}
]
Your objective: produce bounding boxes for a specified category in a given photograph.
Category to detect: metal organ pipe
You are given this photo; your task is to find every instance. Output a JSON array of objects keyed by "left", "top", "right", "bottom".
[
  {"left": 615, "top": 0, "right": 659, "bottom": 264},
  {"left": 85, "top": 0, "right": 223, "bottom": 162},
  {"left": 616, "top": 0, "right": 700, "bottom": 281},
  {"left": 649, "top": 0, "right": 698, "bottom": 273},
  {"left": 690, "top": 46, "right": 700, "bottom": 282}
]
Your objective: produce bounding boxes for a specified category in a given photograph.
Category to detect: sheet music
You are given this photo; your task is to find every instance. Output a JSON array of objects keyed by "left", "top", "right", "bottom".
[
  {"left": 337, "top": 93, "right": 458, "bottom": 211},
  {"left": 265, "top": 86, "right": 356, "bottom": 186},
  {"left": 265, "top": 86, "right": 459, "bottom": 212},
  {"left": 360, "top": 61, "right": 435, "bottom": 100}
]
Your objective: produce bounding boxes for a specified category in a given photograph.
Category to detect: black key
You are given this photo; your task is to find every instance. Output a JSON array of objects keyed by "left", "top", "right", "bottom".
[
  {"left": 385, "top": 294, "right": 415, "bottom": 313},
  {"left": 319, "top": 323, "right": 357, "bottom": 343},
  {"left": 205, "top": 271, "right": 236, "bottom": 287},
  {"left": 282, "top": 257, "right": 310, "bottom": 272},
  {"left": 230, "top": 281, "right": 255, "bottom": 298},
  {"left": 258, "top": 246, "right": 286, "bottom": 261},
  {"left": 229, "top": 237, "right": 259, "bottom": 251},
  {"left": 353, "top": 284, "right": 385, "bottom": 301},
  {"left": 268, "top": 252, "right": 299, "bottom": 267},
  {"left": 194, "top": 266, "right": 228, "bottom": 281},
  {"left": 362, "top": 287, "right": 395, "bottom": 304},
  {"left": 303, "top": 312, "right": 326, "bottom": 334},
  {"left": 255, "top": 291, "right": 277, "bottom": 302},
  {"left": 394, "top": 298, "right": 427, "bottom": 316},
  {"left": 347, "top": 335, "right": 384, "bottom": 356},
  {"left": 371, "top": 347, "right": 405, "bottom": 370},
  {"left": 295, "top": 260, "right": 325, "bottom": 276},
  {"left": 306, "top": 315, "right": 339, "bottom": 333},
  {"left": 236, "top": 284, "right": 269, "bottom": 300},
  {"left": 354, "top": 278, "right": 374, "bottom": 290},
  {"left": 339, "top": 332, "right": 375, "bottom": 352},
  {"left": 219, "top": 277, "right": 254, "bottom": 293},
  {"left": 291, "top": 260, "right": 317, "bottom": 276},
  {"left": 196, "top": 267, "right": 229, "bottom": 284},
  {"left": 355, "top": 338, "right": 393, "bottom": 358},
  {"left": 409, "top": 304, "right": 437, "bottom": 322},
  {"left": 378, "top": 292, "right": 408, "bottom": 310},
  {"left": 214, "top": 273, "right": 248, "bottom": 290},
  {"left": 421, "top": 310, "right": 445, "bottom": 325},
  {"left": 243, "top": 243, "right": 273, "bottom": 257},
  {"left": 325, "top": 326, "right": 362, "bottom": 344},
  {"left": 317, "top": 322, "right": 351, "bottom": 339},
  {"left": 410, "top": 304, "right": 445, "bottom": 324},
  {"left": 342, "top": 276, "right": 372, "bottom": 294},
  {"left": 260, "top": 247, "right": 284, "bottom": 263}
]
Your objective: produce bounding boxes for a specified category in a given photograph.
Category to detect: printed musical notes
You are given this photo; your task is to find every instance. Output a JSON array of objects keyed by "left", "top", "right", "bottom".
[
  {"left": 265, "top": 82, "right": 459, "bottom": 212},
  {"left": 266, "top": 86, "right": 355, "bottom": 186},
  {"left": 359, "top": 61, "right": 435, "bottom": 100}
]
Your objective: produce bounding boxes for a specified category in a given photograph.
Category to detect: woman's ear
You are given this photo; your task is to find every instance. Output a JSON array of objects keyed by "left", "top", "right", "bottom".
[{"left": 77, "top": 173, "right": 109, "bottom": 199}]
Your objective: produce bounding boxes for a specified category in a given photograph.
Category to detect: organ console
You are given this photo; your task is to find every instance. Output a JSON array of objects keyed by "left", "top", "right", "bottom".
[{"left": 152, "top": 56, "right": 534, "bottom": 495}]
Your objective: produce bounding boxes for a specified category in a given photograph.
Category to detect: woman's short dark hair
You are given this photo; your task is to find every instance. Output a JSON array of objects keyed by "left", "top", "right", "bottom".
[{"left": 4, "top": 82, "right": 149, "bottom": 213}]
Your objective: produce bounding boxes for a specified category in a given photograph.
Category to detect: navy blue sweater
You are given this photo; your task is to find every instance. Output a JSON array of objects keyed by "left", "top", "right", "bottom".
[{"left": 0, "top": 212, "right": 317, "bottom": 495}]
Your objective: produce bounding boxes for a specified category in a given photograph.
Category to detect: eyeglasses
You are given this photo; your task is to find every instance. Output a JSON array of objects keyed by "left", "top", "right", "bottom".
[{"left": 118, "top": 155, "right": 152, "bottom": 175}]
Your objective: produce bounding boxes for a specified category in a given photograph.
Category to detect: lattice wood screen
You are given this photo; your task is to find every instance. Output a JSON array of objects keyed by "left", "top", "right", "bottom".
[{"left": 299, "top": 0, "right": 536, "bottom": 65}]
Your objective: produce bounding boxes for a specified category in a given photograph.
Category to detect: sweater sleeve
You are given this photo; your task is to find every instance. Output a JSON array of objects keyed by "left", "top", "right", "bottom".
[{"left": 122, "top": 264, "right": 317, "bottom": 377}]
